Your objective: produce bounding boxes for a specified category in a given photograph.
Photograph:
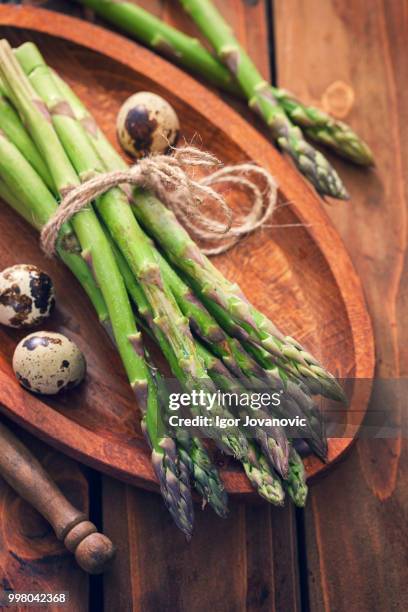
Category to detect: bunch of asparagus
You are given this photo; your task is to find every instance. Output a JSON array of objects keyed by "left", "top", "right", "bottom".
[
  {"left": 76, "top": 0, "right": 374, "bottom": 198},
  {"left": 0, "top": 40, "right": 344, "bottom": 537}
]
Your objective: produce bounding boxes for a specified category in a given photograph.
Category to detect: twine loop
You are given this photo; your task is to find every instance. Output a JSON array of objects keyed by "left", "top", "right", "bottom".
[{"left": 41, "top": 146, "right": 278, "bottom": 257}]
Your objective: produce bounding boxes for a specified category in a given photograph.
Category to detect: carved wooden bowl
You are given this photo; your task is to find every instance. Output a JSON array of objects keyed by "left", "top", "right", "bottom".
[{"left": 0, "top": 7, "right": 374, "bottom": 496}]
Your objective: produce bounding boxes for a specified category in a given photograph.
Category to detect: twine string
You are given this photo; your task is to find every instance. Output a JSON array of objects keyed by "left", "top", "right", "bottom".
[{"left": 41, "top": 146, "right": 278, "bottom": 257}]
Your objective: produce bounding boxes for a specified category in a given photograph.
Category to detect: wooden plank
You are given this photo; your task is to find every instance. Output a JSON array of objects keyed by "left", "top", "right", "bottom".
[
  {"left": 274, "top": 1, "right": 408, "bottom": 610},
  {"left": 0, "top": 417, "right": 88, "bottom": 612},
  {"left": 103, "top": 477, "right": 299, "bottom": 612},
  {"left": 103, "top": 478, "right": 247, "bottom": 612},
  {"left": 100, "top": 3, "right": 300, "bottom": 611}
]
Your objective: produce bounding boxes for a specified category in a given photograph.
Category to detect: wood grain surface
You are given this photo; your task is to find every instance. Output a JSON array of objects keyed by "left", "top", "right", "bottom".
[
  {"left": 103, "top": 474, "right": 302, "bottom": 612},
  {"left": 0, "top": 1, "right": 404, "bottom": 611}
]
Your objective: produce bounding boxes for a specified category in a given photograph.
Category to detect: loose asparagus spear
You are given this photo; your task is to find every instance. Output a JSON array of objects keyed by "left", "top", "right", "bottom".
[
  {"left": 48, "top": 64, "right": 344, "bottom": 406},
  {"left": 76, "top": 0, "right": 373, "bottom": 166},
  {"left": 0, "top": 128, "right": 194, "bottom": 537},
  {"left": 271, "top": 88, "right": 373, "bottom": 166},
  {"left": 77, "top": 0, "right": 238, "bottom": 94},
  {"left": 179, "top": 0, "right": 348, "bottom": 199}
]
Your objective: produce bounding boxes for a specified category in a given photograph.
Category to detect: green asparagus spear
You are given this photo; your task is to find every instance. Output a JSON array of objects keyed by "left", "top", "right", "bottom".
[
  {"left": 76, "top": 0, "right": 372, "bottom": 166},
  {"left": 243, "top": 442, "right": 285, "bottom": 506},
  {"left": 143, "top": 354, "right": 194, "bottom": 538},
  {"left": 271, "top": 88, "right": 373, "bottom": 166},
  {"left": 284, "top": 446, "right": 308, "bottom": 507},
  {"left": 0, "top": 93, "right": 55, "bottom": 191},
  {"left": 176, "top": 436, "right": 228, "bottom": 517},
  {"left": 179, "top": 0, "right": 347, "bottom": 199}
]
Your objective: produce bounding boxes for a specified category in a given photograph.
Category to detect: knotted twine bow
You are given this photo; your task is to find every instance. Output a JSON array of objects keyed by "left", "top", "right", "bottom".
[{"left": 41, "top": 146, "right": 278, "bottom": 257}]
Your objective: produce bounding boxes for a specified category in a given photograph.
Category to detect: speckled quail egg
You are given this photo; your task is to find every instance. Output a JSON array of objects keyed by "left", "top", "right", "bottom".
[
  {"left": 0, "top": 264, "right": 55, "bottom": 329},
  {"left": 13, "top": 331, "right": 86, "bottom": 395},
  {"left": 117, "top": 91, "right": 180, "bottom": 159}
]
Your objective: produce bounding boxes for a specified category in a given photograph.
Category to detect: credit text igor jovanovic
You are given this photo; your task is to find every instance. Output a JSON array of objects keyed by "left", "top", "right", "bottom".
[{"left": 167, "top": 390, "right": 308, "bottom": 429}]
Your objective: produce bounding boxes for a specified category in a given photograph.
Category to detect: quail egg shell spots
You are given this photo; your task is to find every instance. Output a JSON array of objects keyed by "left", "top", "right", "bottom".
[
  {"left": 117, "top": 92, "right": 180, "bottom": 159},
  {"left": 0, "top": 264, "right": 55, "bottom": 329},
  {"left": 13, "top": 331, "right": 86, "bottom": 395}
]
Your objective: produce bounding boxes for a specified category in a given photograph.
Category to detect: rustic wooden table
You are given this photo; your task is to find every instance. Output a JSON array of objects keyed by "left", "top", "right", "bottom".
[{"left": 0, "top": 1, "right": 406, "bottom": 611}]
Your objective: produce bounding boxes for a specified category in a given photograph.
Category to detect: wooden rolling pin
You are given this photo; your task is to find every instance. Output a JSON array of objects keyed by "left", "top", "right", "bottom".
[{"left": 0, "top": 419, "right": 116, "bottom": 574}]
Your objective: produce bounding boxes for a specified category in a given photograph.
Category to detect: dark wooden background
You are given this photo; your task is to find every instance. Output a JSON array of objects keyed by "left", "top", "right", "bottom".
[{"left": 0, "top": 1, "right": 407, "bottom": 611}]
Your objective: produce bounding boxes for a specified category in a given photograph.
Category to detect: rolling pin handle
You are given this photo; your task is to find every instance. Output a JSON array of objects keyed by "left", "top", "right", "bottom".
[
  {"left": 0, "top": 419, "right": 116, "bottom": 574},
  {"left": 64, "top": 520, "right": 116, "bottom": 575}
]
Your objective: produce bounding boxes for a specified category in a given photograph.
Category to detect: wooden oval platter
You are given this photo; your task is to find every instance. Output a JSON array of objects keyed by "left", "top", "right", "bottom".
[{"left": 0, "top": 6, "right": 374, "bottom": 496}]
